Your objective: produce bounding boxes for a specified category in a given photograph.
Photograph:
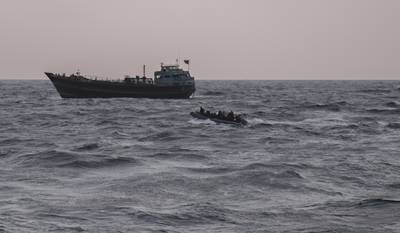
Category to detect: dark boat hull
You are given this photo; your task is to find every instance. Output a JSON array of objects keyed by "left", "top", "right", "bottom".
[
  {"left": 190, "top": 112, "right": 247, "bottom": 126},
  {"left": 45, "top": 73, "right": 195, "bottom": 99}
]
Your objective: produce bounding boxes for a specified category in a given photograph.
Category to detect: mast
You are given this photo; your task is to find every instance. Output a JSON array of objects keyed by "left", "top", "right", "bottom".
[{"left": 143, "top": 64, "right": 146, "bottom": 77}]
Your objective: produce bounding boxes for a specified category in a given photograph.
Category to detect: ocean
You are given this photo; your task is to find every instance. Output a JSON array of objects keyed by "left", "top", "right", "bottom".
[{"left": 1, "top": 80, "right": 400, "bottom": 232}]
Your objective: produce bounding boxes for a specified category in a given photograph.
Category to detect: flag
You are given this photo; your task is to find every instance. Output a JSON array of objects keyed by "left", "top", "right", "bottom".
[{"left": 184, "top": 59, "right": 190, "bottom": 65}]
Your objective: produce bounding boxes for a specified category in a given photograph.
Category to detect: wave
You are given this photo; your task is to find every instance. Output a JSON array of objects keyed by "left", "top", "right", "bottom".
[
  {"left": 115, "top": 140, "right": 154, "bottom": 148},
  {"left": 302, "top": 101, "right": 348, "bottom": 112},
  {"left": 248, "top": 123, "right": 273, "bottom": 130},
  {"left": 247, "top": 119, "right": 301, "bottom": 129},
  {"left": 202, "top": 91, "right": 225, "bottom": 96},
  {"left": 215, "top": 164, "right": 343, "bottom": 195},
  {"left": 188, "top": 119, "right": 216, "bottom": 125},
  {"left": 140, "top": 131, "right": 185, "bottom": 142},
  {"left": 183, "top": 166, "right": 235, "bottom": 174},
  {"left": 387, "top": 122, "right": 400, "bottom": 129},
  {"left": 73, "top": 143, "right": 100, "bottom": 151},
  {"left": 365, "top": 107, "right": 400, "bottom": 114},
  {"left": 247, "top": 118, "right": 267, "bottom": 125},
  {"left": 259, "top": 137, "right": 299, "bottom": 144},
  {"left": 241, "top": 162, "right": 318, "bottom": 171},
  {"left": 129, "top": 203, "right": 233, "bottom": 226},
  {"left": 385, "top": 101, "right": 400, "bottom": 108},
  {"left": 359, "top": 88, "right": 392, "bottom": 94},
  {"left": 252, "top": 110, "right": 268, "bottom": 116},
  {"left": 236, "top": 170, "right": 306, "bottom": 191},
  {"left": 95, "top": 119, "right": 122, "bottom": 126},
  {"left": 0, "top": 137, "right": 34, "bottom": 147},
  {"left": 110, "top": 130, "right": 131, "bottom": 137},
  {"left": 386, "top": 183, "right": 400, "bottom": 189},
  {"left": 356, "top": 198, "right": 400, "bottom": 208},
  {"left": 322, "top": 124, "right": 359, "bottom": 131},
  {"left": 37, "top": 213, "right": 89, "bottom": 222},
  {"left": 29, "top": 112, "right": 68, "bottom": 120},
  {"left": 59, "top": 156, "right": 137, "bottom": 169},
  {"left": 12, "top": 150, "right": 138, "bottom": 169},
  {"left": 181, "top": 162, "right": 305, "bottom": 180},
  {"left": 322, "top": 198, "right": 400, "bottom": 209},
  {"left": 147, "top": 152, "right": 208, "bottom": 161},
  {"left": 275, "top": 170, "right": 303, "bottom": 179}
]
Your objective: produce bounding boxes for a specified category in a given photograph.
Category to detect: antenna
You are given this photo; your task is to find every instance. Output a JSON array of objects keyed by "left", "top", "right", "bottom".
[
  {"left": 177, "top": 50, "right": 181, "bottom": 66},
  {"left": 143, "top": 64, "right": 146, "bottom": 77}
]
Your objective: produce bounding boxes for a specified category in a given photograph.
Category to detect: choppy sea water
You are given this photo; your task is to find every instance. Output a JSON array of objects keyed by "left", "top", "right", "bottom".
[{"left": 1, "top": 80, "right": 400, "bottom": 233}]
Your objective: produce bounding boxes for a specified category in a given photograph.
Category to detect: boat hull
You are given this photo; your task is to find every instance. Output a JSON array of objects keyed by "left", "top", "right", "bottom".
[
  {"left": 45, "top": 73, "right": 195, "bottom": 99},
  {"left": 190, "top": 112, "right": 247, "bottom": 126}
]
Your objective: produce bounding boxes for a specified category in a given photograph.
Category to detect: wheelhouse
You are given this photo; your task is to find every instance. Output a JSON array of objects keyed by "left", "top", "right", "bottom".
[{"left": 154, "top": 65, "right": 194, "bottom": 86}]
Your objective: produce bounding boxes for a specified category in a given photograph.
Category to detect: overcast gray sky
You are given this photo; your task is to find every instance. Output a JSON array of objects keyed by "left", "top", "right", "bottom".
[{"left": 0, "top": 0, "right": 399, "bottom": 80}]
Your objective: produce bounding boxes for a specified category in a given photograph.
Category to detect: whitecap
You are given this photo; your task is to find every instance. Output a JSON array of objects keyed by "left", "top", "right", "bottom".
[
  {"left": 247, "top": 118, "right": 265, "bottom": 124},
  {"left": 188, "top": 119, "right": 216, "bottom": 125}
]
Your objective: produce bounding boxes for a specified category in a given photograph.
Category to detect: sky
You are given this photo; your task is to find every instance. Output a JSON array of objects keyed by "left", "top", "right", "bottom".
[{"left": 0, "top": 0, "right": 399, "bottom": 80}]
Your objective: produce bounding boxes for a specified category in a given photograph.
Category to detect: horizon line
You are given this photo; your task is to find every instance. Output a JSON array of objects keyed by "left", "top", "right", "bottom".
[{"left": 1, "top": 77, "right": 400, "bottom": 81}]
